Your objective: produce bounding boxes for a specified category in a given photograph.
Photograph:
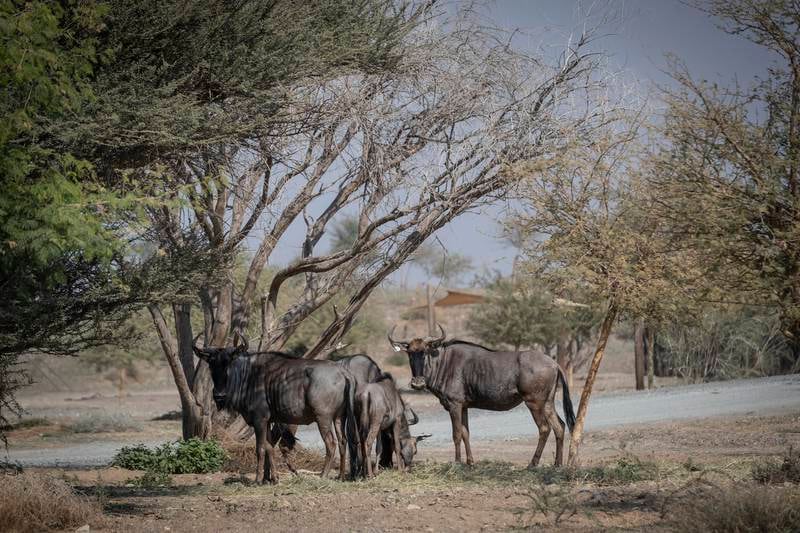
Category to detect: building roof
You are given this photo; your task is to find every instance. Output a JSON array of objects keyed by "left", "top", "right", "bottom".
[{"left": 408, "top": 288, "right": 485, "bottom": 311}]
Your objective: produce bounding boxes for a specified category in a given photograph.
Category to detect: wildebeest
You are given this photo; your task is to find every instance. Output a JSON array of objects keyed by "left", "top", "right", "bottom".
[
  {"left": 356, "top": 372, "right": 430, "bottom": 477},
  {"left": 388, "top": 324, "right": 576, "bottom": 467},
  {"left": 336, "top": 353, "right": 418, "bottom": 469},
  {"left": 193, "top": 335, "right": 361, "bottom": 484},
  {"left": 337, "top": 353, "right": 382, "bottom": 386}
]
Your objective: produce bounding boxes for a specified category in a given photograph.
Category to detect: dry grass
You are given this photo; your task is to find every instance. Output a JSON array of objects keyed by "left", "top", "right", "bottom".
[
  {"left": 751, "top": 447, "right": 800, "bottom": 484},
  {"left": 219, "top": 435, "right": 326, "bottom": 474},
  {"left": 0, "top": 472, "right": 104, "bottom": 532},
  {"left": 67, "top": 412, "right": 142, "bottom": 433},
  {"left": 670, "top": 482, "right": 800, "bottom": 533}
]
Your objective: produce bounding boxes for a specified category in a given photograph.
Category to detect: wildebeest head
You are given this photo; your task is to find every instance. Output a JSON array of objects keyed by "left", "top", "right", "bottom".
[
  {"left": 399, "top": 432, "right": 432, "bottom": 466},
  {"left": 399, "top": 406, "right": 431, "bottom": 466},
  {"left": 192, "top": 333, "right": 249, "bottom": 409},
  {"left": 388, "top": 324, "right": 446, "bottom": 390}
]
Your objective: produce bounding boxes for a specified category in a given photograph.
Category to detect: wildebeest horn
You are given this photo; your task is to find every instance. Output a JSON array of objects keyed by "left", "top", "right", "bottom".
[
  {"left": 234, "top": 331, "right": 249, "bottom": 352},
  {"left": 192, "top": 332, "right": 207, "bottom": 358},
  {"left": 424, "top": 323, "right": 446, "bottom": 344},
  {"left": 406, "top": 407, "right": 419, "bottom": 426},
  {"left": 387, "top": 325, "right": 410, "bottom": 348},
  {"left": 415, "top": 433, "right": 432, "bottom": 443}
]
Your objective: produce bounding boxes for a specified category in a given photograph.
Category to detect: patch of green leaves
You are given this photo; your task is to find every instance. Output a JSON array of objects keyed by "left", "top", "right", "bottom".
[{"left": 112, "top": 438, "right": 227, "bottom": 474}]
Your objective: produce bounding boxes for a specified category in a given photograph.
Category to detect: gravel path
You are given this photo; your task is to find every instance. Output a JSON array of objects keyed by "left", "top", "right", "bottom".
[{"left": 7, "top": 374, "right": 800, "bottom": 467}]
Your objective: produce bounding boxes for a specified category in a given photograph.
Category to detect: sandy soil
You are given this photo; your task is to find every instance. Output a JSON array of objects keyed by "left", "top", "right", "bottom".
[{"left": 6, "top": 412, "right": 798, "bottom": 532}]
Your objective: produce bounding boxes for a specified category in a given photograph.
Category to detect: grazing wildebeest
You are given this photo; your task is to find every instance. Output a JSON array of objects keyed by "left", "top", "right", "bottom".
[
  {"left": 388, "top": 324, "right": 575, "bottom": 467},
  {"left": 337, "top": 354, "right": 416, "bottom": 469},
  {"left": 356, "top": 372, "right": 430, "bottom": 477},
  {"left": 337, "top": 353, "right": 382, "bottom": 386},
  {"left": 193, "top": 335, "right": 361, "bottom": 484}
]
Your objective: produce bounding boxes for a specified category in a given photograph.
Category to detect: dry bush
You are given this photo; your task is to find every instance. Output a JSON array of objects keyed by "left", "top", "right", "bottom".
[
  {"left": 671, "top": 483, "right": 800, "bottom": 533},
  {"left": 752, "top": 448, "right": 800, "bottom": 485},
  {"left": 0, "top": 472, "right": 103, "bottom": 532},
  {"left": 218, "top": 434, "right": 326, "bottom": 474}
]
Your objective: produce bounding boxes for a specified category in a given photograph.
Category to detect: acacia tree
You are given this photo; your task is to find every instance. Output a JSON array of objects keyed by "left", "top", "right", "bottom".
[
  {"left": 75, "top": 2, "right": 615, "bottom": 438},
  {"left": 647, "top": 0, "right": 800, "bottom": 372},
  {"left": 510, "top": 114, "right": 701, "bottom": 464}
]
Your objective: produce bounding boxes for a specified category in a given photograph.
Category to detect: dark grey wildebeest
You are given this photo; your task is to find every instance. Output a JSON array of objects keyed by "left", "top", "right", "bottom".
[
  {"left": 193, "top": 336, "right": 361, "bottom": 484},
  {"left": 356, "top": 372, "right": 430, "bottom": 477},
  {"left": 388, "top": 324, "right": 576, "bottom": 467},
  {"left": 336, "top": 353, "right": 415, "bottom": 469},
  {"left": 337, "top": 353, "right": 382, "bottom": 386}
]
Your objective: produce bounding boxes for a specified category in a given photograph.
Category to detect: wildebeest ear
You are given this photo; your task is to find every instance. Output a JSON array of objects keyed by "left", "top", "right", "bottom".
[{"left": 415, "top": 434, "right": 432, "bottom": 443}]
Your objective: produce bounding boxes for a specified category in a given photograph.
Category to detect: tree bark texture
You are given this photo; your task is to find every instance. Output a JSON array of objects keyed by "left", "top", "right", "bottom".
[
  {"left": 567, "top": 301, "right": 617, "bottom": 466},
  {"left": 634, "top": 318, "right": 646, "bottom": 391}
]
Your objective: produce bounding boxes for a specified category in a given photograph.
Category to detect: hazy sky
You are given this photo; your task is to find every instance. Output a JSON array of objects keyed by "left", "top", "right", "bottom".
[{"left": 267, "top": 0, "right": 776, "bottom": 286}]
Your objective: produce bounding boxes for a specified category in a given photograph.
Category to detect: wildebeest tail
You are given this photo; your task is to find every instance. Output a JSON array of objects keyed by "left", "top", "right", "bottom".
[
  {"left": 558, "top": 367, "right": 576, "bottom": 431},
  {"left": 270, "top": 423, "right": 297, "bottom": 449},
  {"left": 344, "top": 376, "right": 362, "bottom": 480}
]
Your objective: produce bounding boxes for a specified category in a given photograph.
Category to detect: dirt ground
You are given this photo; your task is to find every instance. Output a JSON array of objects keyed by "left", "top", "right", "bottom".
[
  {"left": 6, "top": 412, "right": 798, "bottom": 532},
  {"left": 6, "top": 342, "right": 798, "bottom": 531}
]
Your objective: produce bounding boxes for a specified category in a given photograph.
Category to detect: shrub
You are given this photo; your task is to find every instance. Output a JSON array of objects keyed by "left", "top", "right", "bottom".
[
  {"left": 672, "top": 484, "right": 800, "bottom": 533},
  {"left": 112, "top": 438, "right": 227, "bottom": 474},
  {"left": 752, "top": 448, "right": 800, "bottom": 485},
  {"left": 0, "top": 417, "right": 51, "bottom": 431},
  {"left": 129, "top": 469, "right": 172, "bottom": 488},
  {"left": 68, "top": 413, "right": 142, "bottom": 433},
  {"left": 0, "top": 472, "right": 103, "bottom": 532},
  {"left": 531, "top": 457, "right": 658, "bottom": 485}
]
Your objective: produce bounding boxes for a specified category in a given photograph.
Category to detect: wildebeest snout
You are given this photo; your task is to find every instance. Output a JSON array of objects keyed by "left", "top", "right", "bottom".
[{"left": 409, "top": 376, "right": 426, "bottom": 390}]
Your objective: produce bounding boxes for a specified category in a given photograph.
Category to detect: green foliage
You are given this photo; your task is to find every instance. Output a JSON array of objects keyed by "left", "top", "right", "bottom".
[
  {"left": 656, "top": 308, "right": 791, "bottom": 381},
  {"left": 467, "top": 276, "right": 601, "bottom": 353},
  {"left": 80, "top": 310, "right": 162, "bottom": 373},
  {"left": 416, "top": 249, "right": 473, "bottom": 285},
  {"left": 284, "top": 294, "right": 387, "bottom": 356},
  {"left": 1, "top": 0, "right": 114, "bottom": 273},
  {"left": 112, "top": 439, "right": 228, "bottom": 474},
  {"left": 644, "top": 1, "right": 800, "bottom": 369},
  {"left": 72, "top": 0, "right": 417, "bottom": 165}
]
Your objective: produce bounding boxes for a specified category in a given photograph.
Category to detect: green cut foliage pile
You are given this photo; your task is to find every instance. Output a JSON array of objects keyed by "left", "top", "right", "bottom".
[{"left": 112, "top": 438, "right": 227, "bottom": 474}]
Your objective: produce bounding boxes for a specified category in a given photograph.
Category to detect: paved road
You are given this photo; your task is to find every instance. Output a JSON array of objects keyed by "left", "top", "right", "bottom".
[{"left": 7, "top": 374, "right": 800, "bottom": 467}]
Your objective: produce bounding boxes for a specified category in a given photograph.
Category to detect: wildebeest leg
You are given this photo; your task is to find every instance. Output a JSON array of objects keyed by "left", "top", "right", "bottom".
[
  {"left": 253, "top": 418, "right": 270, "bottom": 484},
  {"left": 448, "top": 404, "right": 464, "bottom": 463},
  {"left": 334, "top": 417, "right": 348, "bottom": 480},
  {"left": 363, "top": 421, "right": 380, "bottom": 478},
  {"left": 317, "top": 418, "right": 337, "bottom": 478},
  {"left": 392, "top": 422, "right": 403, "bottom": 471},
  {"left": 461, "top": 409, "right": 474, "bottom": 466},
  {"left": 544, "top": 390, "right": 565, "bottom": 466},
  {"left": 526, "top": 400, "right": 551, "bottom": 468}
]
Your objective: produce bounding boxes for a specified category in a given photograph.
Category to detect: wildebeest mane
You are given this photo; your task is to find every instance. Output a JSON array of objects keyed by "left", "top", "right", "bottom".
[
  {"left": 444, "top": 339, "right": 497, "bottom": 352},
  {"left": 225, "top": 354, "right": 264, "bottom": 412}
]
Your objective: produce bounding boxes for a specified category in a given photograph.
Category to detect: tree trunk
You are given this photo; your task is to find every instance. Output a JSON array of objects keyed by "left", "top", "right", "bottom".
[
  {"left": 646, "top": 326, "right": 655, "bottom": 389},
  {"left": 173, "top": 303, "right": 196, "bottom": 389},
  {"left": 567, "top": 300, "right": 617, "bottom": 466},
  {"left": 634, "top": 318, "right": 646, "bottom": 391},
  {"left": 148, "top": 303, "right": 209, "bottom": 440},
  {"left": 426, "top": 284, "right": 436, "bottom": 336}
]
